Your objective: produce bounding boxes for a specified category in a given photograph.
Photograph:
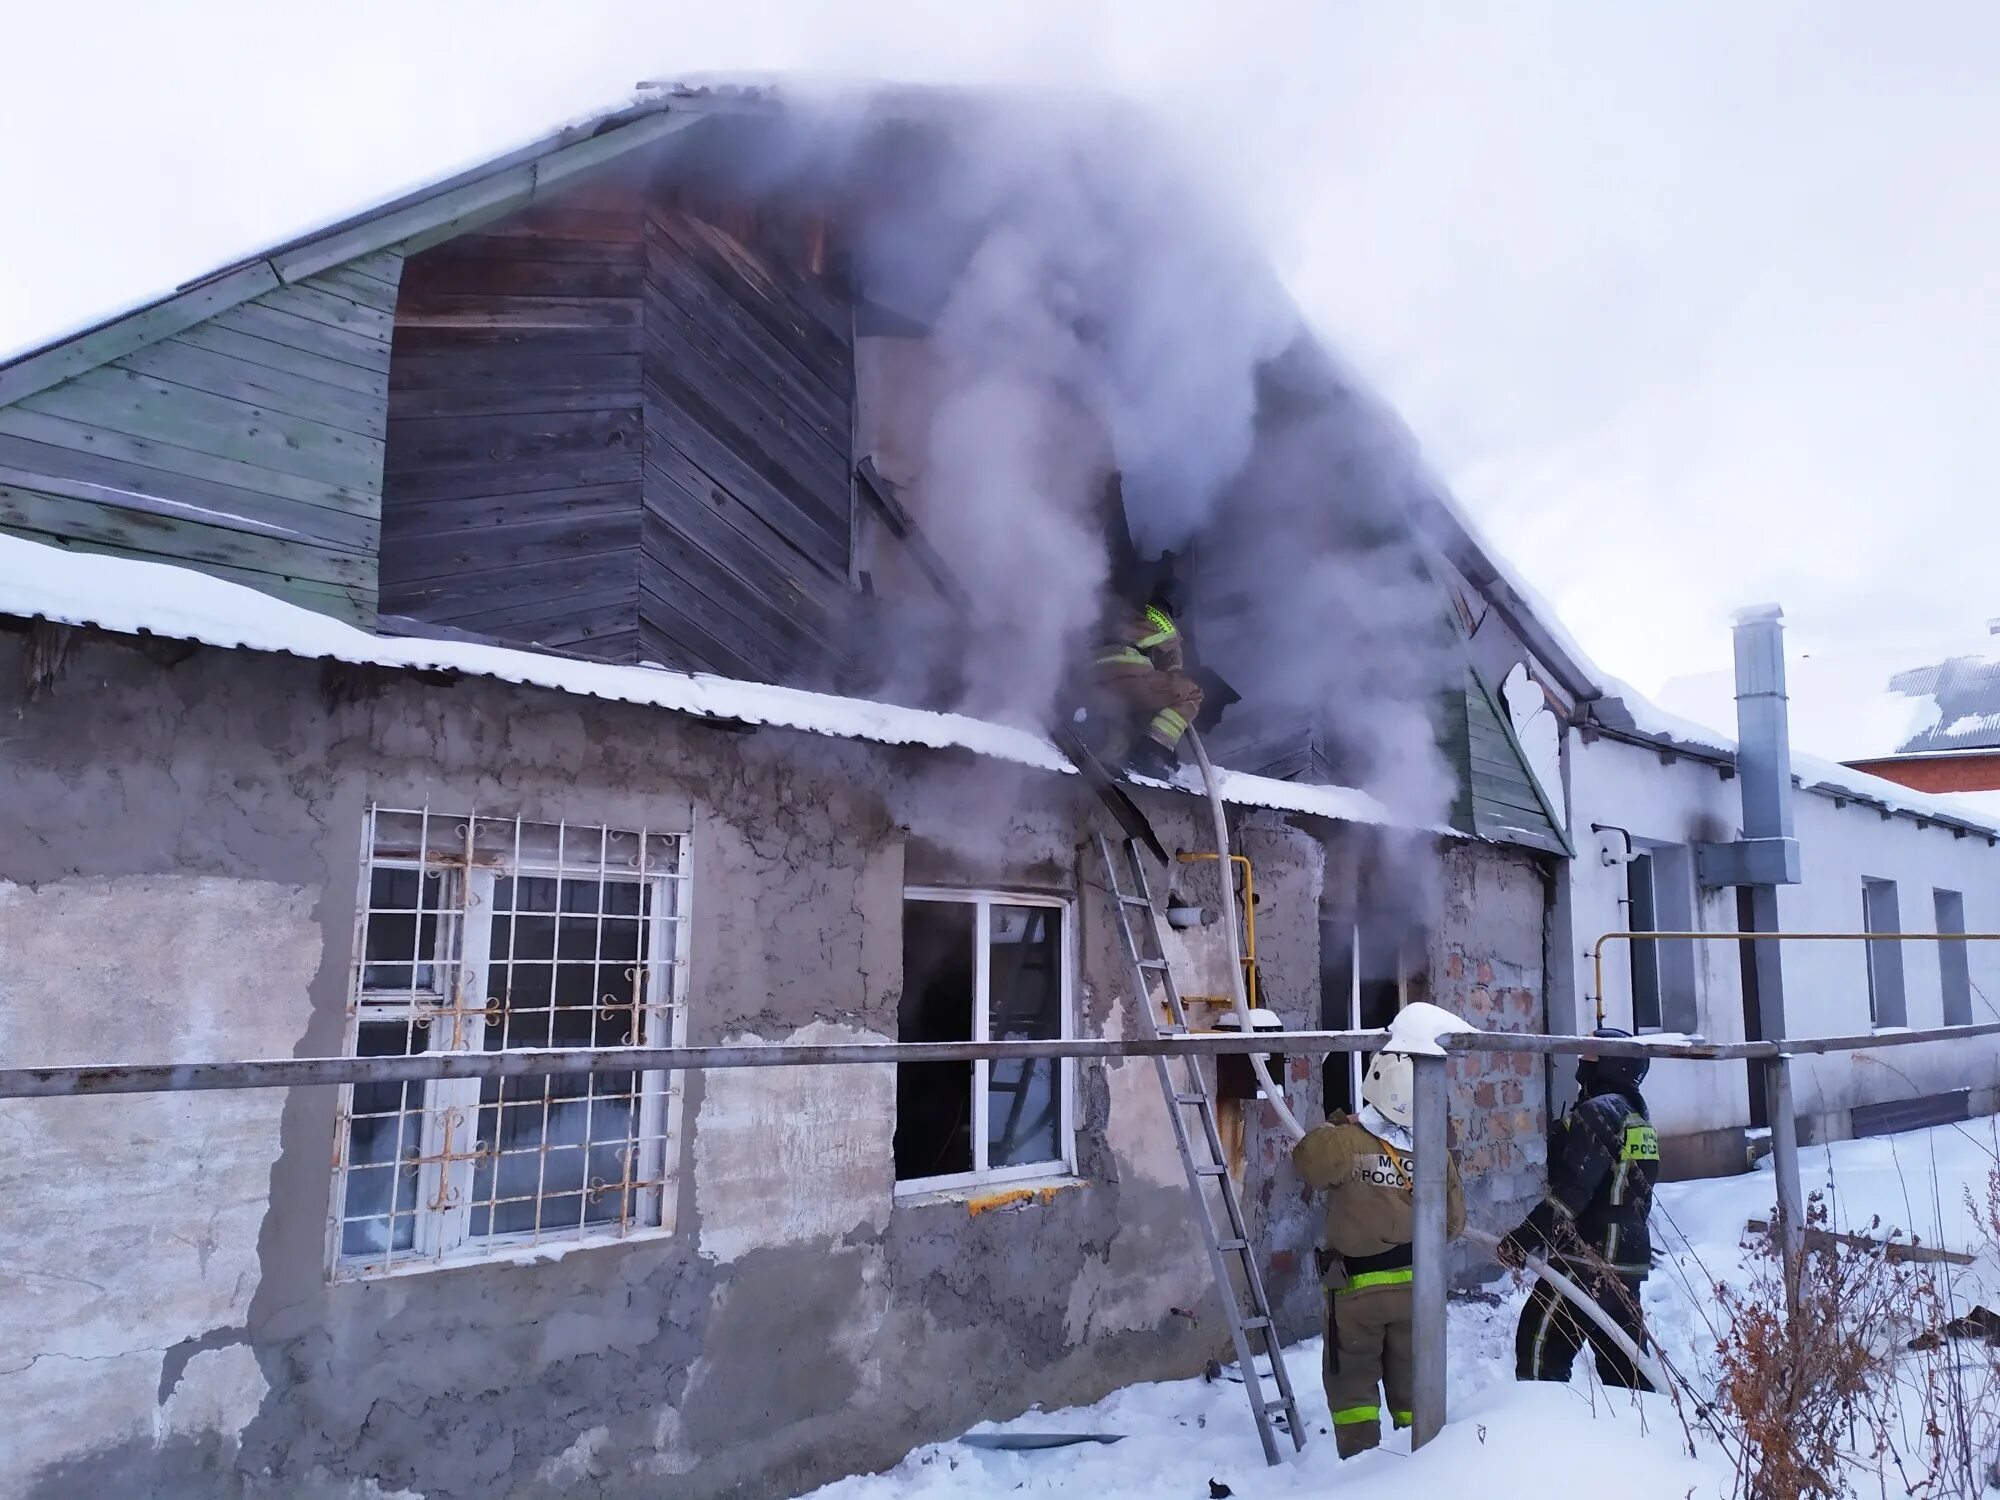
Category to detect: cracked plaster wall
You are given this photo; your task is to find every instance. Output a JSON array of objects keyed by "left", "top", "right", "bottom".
[{"left": 0, "top": 629, "right": 1333, "bottom": 1499}]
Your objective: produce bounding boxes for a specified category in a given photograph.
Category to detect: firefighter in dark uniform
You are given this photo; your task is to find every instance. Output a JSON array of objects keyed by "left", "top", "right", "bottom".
[
  {"left": 1092, "top": 559, "right": 1203, "bottom": 781},
  {"left": 1498, "top": 1026, "right": 1660, "bottom": 1389}
]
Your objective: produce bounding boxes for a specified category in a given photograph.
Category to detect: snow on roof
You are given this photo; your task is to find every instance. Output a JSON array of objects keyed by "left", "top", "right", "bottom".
[
  {"left": 0, "top": 532, "right": 1400, "bottom": 829},
  {"left": 1594, "top": 671, "right": 2000, "bottom": 840},
  {"left": 1658, "top": 639, "right": 2000, "bottom": 765}
]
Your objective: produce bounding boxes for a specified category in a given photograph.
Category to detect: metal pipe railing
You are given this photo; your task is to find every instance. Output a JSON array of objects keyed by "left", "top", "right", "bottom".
[
  {"left": 8, "top": 1014, "right": 1999, "bottom": 1099},
  {"left": 1591, "top": 929, "right": 2000, "bottom": 1027}
]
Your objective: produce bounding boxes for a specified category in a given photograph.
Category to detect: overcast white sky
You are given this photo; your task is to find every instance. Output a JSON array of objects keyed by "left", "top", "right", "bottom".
[{"left": 4, "top": 1, "right": 1994, "bottom": 695}]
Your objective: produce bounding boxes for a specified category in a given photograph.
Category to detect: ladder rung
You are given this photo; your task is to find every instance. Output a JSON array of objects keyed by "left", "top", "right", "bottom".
[
  {"left": 1157, "top": 1024, "right": 1188, "bottom": 1036},
  {"left": 1239, "top": 1316, "right": 1271, "bottom": 1332},
  {"left": 1192, "top": 1163, "right": 1229, "bottom": 1176},
  {"left": 1118, "top": 894, "right": 1153, "bottom": 908},
  {"left": 1136, "top": 957, "right": 1170, "bottom": 971},
  {"left": 1172, "top": 1092, "right": 1211, "bottom": 1106},
  {"left": 1216, "top": 1238, "right": 1249, "bottom": 1252},
  {"left": 1262, "top": 1399, "right": 1294, "bottom": 1416}
]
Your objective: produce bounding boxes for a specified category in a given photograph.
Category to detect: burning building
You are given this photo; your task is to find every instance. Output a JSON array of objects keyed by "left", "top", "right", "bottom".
[{"left": 0, "top": 81, "right": 1595, "bottom": 1497}]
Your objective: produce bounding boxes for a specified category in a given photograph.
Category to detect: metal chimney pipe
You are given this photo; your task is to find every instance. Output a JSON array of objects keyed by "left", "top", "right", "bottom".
[
  {"left": 1732, "top": 604, "right": 1805, "bottom": 1279},
  {"left": 1733, "top": 605, "right": 1796, "bottom": 843}
]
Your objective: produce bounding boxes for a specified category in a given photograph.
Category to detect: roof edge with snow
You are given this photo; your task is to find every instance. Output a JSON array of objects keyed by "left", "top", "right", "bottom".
[
  {"left": 0, "top": 531, "right": 1405, "bottom": 831},
  {"left": 1587, "top": 676, "right": 2000, "bottom": 843}
]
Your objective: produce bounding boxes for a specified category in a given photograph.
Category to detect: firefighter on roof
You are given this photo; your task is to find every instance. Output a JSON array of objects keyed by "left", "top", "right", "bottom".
[
  {"left": 1292, "top": 1049, "right": 1465, "bottom": 1458},
  {"left": 1498, "top": 1026, "right": 1660, "bottom": 1389},
  {"left": 1092, "top": 555, "right": 1203, "bottom": 781}
]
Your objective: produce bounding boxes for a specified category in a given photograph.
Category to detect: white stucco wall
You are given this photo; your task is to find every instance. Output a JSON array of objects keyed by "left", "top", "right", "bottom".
[
  {"left": 1568, "top": 732, "right": 2000, "bottom": 1141},
  {"left": 0, "top": 875, "right": 320, "bottom": 1492}
]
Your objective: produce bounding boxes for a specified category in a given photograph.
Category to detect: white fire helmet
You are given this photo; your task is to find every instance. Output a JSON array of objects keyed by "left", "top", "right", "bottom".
[{"left": 1362, "top": 1050, "right": 1415, "bottom": 1128}]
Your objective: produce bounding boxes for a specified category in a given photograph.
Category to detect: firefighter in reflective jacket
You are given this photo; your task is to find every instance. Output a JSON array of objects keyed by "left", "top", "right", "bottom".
[
  {"left": 1292, "top": 1051, "right": 1466, "bottom": 1458},
  {"left": 1498, "top": 1026, "right": 1661, "bottom": 1389},
  {"left": 1092, "top": 564, "right": 1203, "bottom": 781}
]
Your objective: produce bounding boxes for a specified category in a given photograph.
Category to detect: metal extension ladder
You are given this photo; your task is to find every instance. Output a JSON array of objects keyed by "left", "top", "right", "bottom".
[{"left": 1096, "top": 832, "right": 1304, "bottom": 1465}]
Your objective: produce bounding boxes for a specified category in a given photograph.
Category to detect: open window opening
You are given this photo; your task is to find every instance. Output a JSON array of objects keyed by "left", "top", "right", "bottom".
[{"left": 894, "top": 891, "right": 1073, "bottom": 1191}]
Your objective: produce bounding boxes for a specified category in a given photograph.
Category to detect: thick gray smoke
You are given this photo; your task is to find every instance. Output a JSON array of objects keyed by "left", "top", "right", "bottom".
[{"left": 668, "top": 85, "right": 1461, "bottom": 842}]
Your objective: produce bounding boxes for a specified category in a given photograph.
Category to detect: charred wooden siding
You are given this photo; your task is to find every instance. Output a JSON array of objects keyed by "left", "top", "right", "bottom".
[
  {"left": 640, "top": 209, "right": 854, "bottom": 682},
  {"left": 0, "top": 252, "right": 401, "bottom": 624},
  {"left": 376, "top": 197, "right": 857, "bottom": 681},
  {"left": 381, "top": 208, "right": 646, "bottom": 659}
]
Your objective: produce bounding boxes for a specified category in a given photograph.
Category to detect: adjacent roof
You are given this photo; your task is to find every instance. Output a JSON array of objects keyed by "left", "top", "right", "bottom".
[
  {"left": 1590, "top": 672, "right": 2000, "bottom": 842},
  {"left": 0, "top": 530, "right": 1401, "bottom": 829},
  {"left": 1657, "top": 636, "right": 2000, "bottom": 765}
]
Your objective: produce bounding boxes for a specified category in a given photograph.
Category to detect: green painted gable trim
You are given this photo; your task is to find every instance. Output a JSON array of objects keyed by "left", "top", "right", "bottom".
[
  {"left": 1458, "top": 660, "right": 1572, "bottom": 857},
  {"left": 0, "top": 108, "right": 712, "bottom": 627}
]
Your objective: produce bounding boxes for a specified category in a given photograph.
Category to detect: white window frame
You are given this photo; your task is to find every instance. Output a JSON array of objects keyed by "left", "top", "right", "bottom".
[
  {"left": 895, "top": 888, "right": 1076, "bottom": 1196},
  {"left": 329, "top": 809, "right": 690, "bottom": 1279}
]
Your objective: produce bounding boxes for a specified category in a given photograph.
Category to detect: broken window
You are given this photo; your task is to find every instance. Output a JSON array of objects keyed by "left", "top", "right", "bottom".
[
  {"left": 331, "top": 808, "right": 688, "bottom": 1277},
  {"left": 895, "top": 892, "right": 1072, "bottom": 1189}
]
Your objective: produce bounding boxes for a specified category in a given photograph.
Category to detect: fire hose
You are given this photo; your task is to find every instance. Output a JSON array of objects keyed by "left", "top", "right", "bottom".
[{"left": 1184, "top": 730, "right": 1672, "bottom": 1398}]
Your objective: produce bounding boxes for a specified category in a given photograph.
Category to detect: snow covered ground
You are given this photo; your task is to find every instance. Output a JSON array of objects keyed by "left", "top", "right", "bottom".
[{"left": 805, "top": 1118, "right": 2000, "bottom": 1499}]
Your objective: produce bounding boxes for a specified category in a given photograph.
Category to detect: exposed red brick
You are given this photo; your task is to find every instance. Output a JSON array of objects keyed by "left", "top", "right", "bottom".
[
  {"left": 1476, "top": 960, "right": 1494, "bottom": 984},
  {"left": 1446, "top": 952, "right": 1465, "bottom": 980}
]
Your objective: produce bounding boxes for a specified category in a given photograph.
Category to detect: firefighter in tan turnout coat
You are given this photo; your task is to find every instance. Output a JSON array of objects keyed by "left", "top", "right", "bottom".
[{"left": 1292, "top": 1050, "right": 1466, "bottom": 1457}]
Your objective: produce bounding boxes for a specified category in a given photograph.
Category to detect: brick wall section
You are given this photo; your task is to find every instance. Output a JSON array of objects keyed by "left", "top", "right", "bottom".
[
  {"left": 1845, "top": 752, "right": 2000, "bottom": 795},
  {"left": 1415, "top": 840, "right": 1553, "bottom": 1253}
]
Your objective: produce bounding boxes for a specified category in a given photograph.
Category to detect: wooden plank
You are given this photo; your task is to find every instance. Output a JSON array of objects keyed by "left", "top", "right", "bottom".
[
  {"left": 643, "top": 456, "right": 844, "bottom": 624},
  {"left": 420, "top": 230, "right": 647, "bottom": 267},
  {"left": 118, "top": 338, "right": 387, "bottom": 440},
  {"left": 382, "top": 407, "right": 639, "bottom": 475},
  {"left": 1747, "top": 1219, "right": 1974, "bottom": 1266},
  {"left": 395, "top": 293, "right": 642, "bottom": 332},
  {"left": 387, "top": 325, "right": 643, "bottom": 359},
  {"left": 174, "top": 321, "right": 390, "bottom": 397},
  {"left": 649, "top": 211, "right": 851, "bottom": 372},
  {"left": 268, "top": 164, "right": 536, "bottom": 284},
  {"left": 381, "top": 548, "right": 633, "bottom": 618},
  {"left": 375, "top": 449, "right": 641, "bottom": 505},
  {"left": 212, "top": 301, "right": 393, "bottom": 371},
  {"left": 640, "top": 578, "right": 788, "bottom": 686},
  {"left": 645, "top": 213, "right": 851, "bottom": 396},
  {"left": 388, "top": 349, "right": 639, "bottom": 396},
  {"left": 645, "top": 378, "right": 848, "bottom": 570},
  {"left": 480, "top": 206, "right": 645, "bottom": 246},
  {"left": 0, "top": 407, "right": 379, "bottom": 517},
  {"left": 637, "top": 608, "right": 765, "bottom": 683},
  {"left": 383, "top": 511, "right": 641, "bottom": 587},
  {"left": 387, "top": 382, "right": 644, "bottom": 422},
  {"left": 648, "top": 396, "right": 844, "bottom": 580},
  {"left": 0, "top": 524, "right": 369, "bottom": 624},
  {"left": 426, "top": 591, "right": 640, "bottom": 651},
  {"left": 0, "top": 262, "right": 281, "bottom": 409},
  {"left": 0, "top": 483, "right": 372, "bottom": 588},
  {"left": 640, "top": 513, "right": 814, "bottom": 672},
  {"left": 314, "top": 267, "right": 400, "bottom": 314},
  {"left": 257, "top": 281, "right": 395, "bottom": 343},
  {"left": 645, "top": 418, "right": 850, "bottom": 595},
  {"left": 642, "top": 248, "right": 848, "bottom": 426},
  {"left": 382, "top": 481, "right": 635, "bottom": 540},
  {"left": 644, "top": 317, "right": 848, "bottom": 496},
  {"left": 0, "top": 431, "right": 377, "bottom": 543},
  {"left": 346, "top": 249, "right": 406, "bottom": 286},
  {"left": 18, "top": 365, "right": 385, "bottom": 493},
  {"left": 0, "top": 464, "right": 377, "bottom": 553},
  {"left": 400, "top": 256, "right": 644, "bottom": 300}
]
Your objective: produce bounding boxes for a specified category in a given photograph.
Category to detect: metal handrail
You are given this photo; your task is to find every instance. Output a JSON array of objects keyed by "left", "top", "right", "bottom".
[{"left": 1591, "top": 928, "right": 2000, "bottom": 1027}]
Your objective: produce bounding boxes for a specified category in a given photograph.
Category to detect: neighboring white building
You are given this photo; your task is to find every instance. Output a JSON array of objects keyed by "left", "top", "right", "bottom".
[{"left": 1564, "top": 677, "right": 2000, "bottom": 1177}]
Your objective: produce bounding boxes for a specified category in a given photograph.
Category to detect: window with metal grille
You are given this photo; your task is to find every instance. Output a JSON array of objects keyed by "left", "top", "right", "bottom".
[
  {"left": 332, "top": 808, "right": 689, "bottom": 1277},
  {"left": 893, "top": 890, "right": 1074, "bottom": 1192}
]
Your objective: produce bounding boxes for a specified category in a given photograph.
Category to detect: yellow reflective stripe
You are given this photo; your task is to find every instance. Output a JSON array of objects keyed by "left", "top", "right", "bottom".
[
  {"left": 1096, "top": 648, "right": 1150, "bottom": 666},
  {"left": 1342, "top": 1268, "right": 1414, "bottom": 1291},
  {"left": 1134, "top": 628, "right": 1175, "bottom": 649},
  {"left": 1146, "top": 605, "right": 1176, "bottom": 634},
  {"left": 1151, "top": 710, "right": 1189, "bottom": 736},
  {"left": 1331, "top": 1404, "right": 1380, "bottom": 1426},
  {"left": 1391, "top": 1409, "right": 1414, "bottom": 1427}
]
